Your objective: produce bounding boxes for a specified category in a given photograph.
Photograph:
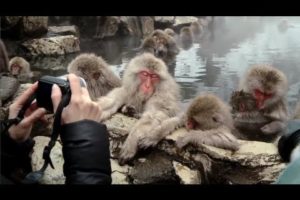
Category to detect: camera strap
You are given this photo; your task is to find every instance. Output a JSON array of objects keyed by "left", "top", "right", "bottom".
[{"left": 22, "top": 91, "right": 71, "bottom": 184}]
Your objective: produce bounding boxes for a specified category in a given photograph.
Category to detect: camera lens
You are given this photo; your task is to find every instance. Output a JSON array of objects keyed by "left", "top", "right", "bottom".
[{"left": 278, "top": 120, "right": 300, "bottom": 162}]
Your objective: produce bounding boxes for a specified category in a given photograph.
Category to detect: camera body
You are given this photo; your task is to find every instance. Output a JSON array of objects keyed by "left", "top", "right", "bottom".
[{"left": 36, "top": 75, "right": 86, "bottom": 113}]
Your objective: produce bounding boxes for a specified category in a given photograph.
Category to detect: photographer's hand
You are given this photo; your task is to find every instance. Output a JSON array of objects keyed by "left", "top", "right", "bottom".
[
  {"left": 8, "top": 82, "right": 47, "bottom": 142},
  {"left": 51, "top": 74, "right": 102, "bottom": 124}
]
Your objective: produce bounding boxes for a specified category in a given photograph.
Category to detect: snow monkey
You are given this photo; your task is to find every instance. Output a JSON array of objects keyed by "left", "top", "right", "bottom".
[
  {"left": 67, "top": 53, "right": 121, "bottom": 101},
  {"left": 8, "top": 57, "right": 33, "bottom": 81},
  {"left": 233, "top": 64, "right": 288, "bottom": 142},
  {"left": 179, "top": 26, "right": 194, "bottom": 49},
  {"left": 141, "top": 29, "right": 179, "bottom": 64},
  {"left": 176, "top": 93, "right": 240, "bottom": 150},
  {"left": 164, "top": 28, "right": 176, "bottom": 37},
  {"left": 190, "top": 21, "right": 203, "bottom": 37},
  {"left": 96, "top": 53, "right": 181, "bottom": 164}
]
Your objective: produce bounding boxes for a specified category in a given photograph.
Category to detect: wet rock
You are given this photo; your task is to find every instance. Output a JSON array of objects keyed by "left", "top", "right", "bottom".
[
  {"left": 140, "top": 17, "right": 154, "bottom": 37},
  {"left": 111, "top": 159, "right": 131, "bottom": 184},
  {"left": 1, "top": 16, "right": 22, "bottom": 31},
  {"left": 30, "top": 113, "right": 286, "bottom": 184},
  {"left": 154, "top": 17, "right": 175, "bottom": 29},
  {"left": 173, "top": 161, "right": 201, "bottom": 184},
  {"left": 23, "top": 16, "right": 48, "bottom": 37},
  {"left": 48, "top": 26, "right": 79, "bottom": 37},
  {"left": 0, "top": 75, "right": 20, "bottom": 106},
  {"left": 129, "top": 152, "right": 179, "bottom": 184},
  {"left": 1, "top": 16, "right": 48, "bottom": 39},
  {"left": 21, "top": 35, "right": 80, "bottom": 56},
  {"left": 31, "top": 136, "right": 65, "bottom": 184},
  {"left": 0, "top": 107, "right": 8, "bottom": 121},
  {"left": 173, "top": 17, "right": 198, "bottom": 31},
  {"left": 106, "top": 114, "right": 286, "bottom": 184}
]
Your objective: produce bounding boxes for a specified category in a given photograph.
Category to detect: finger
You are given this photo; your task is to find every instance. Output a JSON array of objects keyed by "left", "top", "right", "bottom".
[
  {"left": 24, "top": 101, "right": 39, "bottom": 117},
  {"left": 68, "top": 74, "right": 82, "bottom": 100},
  {"left": 21, "top": 108, "right": 47, "bottom": 128},
  {"left": 14, "top": 82, "right": 38, "bottom": 107},
  {"left": 81, "top": 87, "right": 91, "bottom": 100},
  {"left": 51, "top": 84, "right": 62, "bottom": 113}
]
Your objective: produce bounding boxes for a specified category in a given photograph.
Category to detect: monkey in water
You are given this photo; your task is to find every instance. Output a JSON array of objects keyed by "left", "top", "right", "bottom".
[
  {"left": 164, "top": 28, "right": 176, "bottom": 38},
  {"left": 67, "top": 53, "right": 121, "bottom": 101},
  {"left": 97, "top": 53, "right": 181, "bottom": 164},
  {"left": 190, "top": 21, "right": 203, "bottom": 38},
  {"left": 179, "top": 27, "right": 194, "bottom": 50},
  {"left": 233, "top": 64, "right": 288, "bottom": 142},
  {"left": 141, "top": 29, "right": 179, "bottom": 64},
  {"left": 8, "top": 57, "right": 33, "bottom": 82}
]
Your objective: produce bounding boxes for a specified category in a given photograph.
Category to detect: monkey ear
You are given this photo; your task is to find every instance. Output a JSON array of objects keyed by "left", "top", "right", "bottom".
[
  {"left": 212, "top": 113, "right": 224, "bottom": 123},
  {"left": 93, "top": 72, "right": 100, "bottom": 80}
]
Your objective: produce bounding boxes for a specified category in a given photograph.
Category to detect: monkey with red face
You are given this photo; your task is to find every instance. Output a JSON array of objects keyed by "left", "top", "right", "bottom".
[
  {"left": 8, "top": 57, "right": 33, "bottom": 82},
  {"left": 233, "top": 65, "right": 288, "bottom": 142},
  {"left": 97, "top": 53, "right": 181, "bottom": 164}
]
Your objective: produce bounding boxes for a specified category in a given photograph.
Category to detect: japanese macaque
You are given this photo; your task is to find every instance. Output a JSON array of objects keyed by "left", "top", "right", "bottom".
[
  {"left": 67, "top": 53, "right": 121, "bottom": 101},
  {"left": 141, "top": 29, "right": 179, "bottom": 64},
  {"left": 97, "top": 53, "right": 181, "bottom": 164},
  {"left": 179, "top": 27, "right": 193, "bottom": 50},
  {"left": 176, "top": 94, "right": 240, "bottom": 150},
  {"left": 8, "top": 57, "right": 33, "bottom": 82},
  {"left": 190, "top": 21, "right": 203, "bottom": 37},
  {"left": 0, "top": 39, "right": 9, "bottom": 73},
  {"left": 233, "top": 64, "right": 288, "bottom": 142},
  {"left": 164, "top": 28, "right": 176, "bottom": 37}
]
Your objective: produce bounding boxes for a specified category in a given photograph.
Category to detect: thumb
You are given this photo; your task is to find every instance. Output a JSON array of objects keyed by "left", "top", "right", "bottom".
[{"left": 51, "top": 84, "right": 62, "bottom": 113}]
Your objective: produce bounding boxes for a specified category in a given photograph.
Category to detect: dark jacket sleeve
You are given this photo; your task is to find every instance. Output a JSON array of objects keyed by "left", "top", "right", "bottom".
[
  {"left": 1, "top": 126, "right": 34, "bottom": 183},
  {"left": 60, "top": 120, "right": 112, "bottom": 184}
]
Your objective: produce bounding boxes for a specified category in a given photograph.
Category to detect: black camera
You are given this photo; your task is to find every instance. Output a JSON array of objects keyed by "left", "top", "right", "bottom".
[
  {"left": 278, "top": 120, "right": 300, "bottom": 162},
  {"left": 36, "top": 75, "right": 86, "bottom": 113}
]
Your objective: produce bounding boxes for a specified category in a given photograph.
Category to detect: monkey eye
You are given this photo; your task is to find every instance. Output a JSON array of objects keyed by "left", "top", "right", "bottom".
[
  {"left": 150, "top": 74, "right": 159, "bottom": 79},
  {"left": 141, "top": 71, "right": 149, "bottom": 77}
]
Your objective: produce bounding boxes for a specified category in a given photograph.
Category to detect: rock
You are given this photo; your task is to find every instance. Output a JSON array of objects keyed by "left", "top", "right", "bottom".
[
  {"left": 22, "top": 16, "right": 48, "bottom": 37},
  {"left": 0, "top": 76, "right": 20, "bottom": 106},
  {"left": 106, "top": 114, "right": 286, "bottom": 184},
  {"left": 48, "top": 26, "right": 79, "bottom": 37},
  {"left": 154, "top": 17, "right": 175, "bottom": 29},
  {"left": 129, "top": 152, "right": 179, "bottom": 184},
  {"left": 173, "top": 161, "right": 201, "bottom": 184},
  {"left": 30, "top": 113, "right": 286, "bottom": 184},
  {"left": 1, "top": 16, "right": 22, "bottom": 31},
  {"left": 140, "top": 17, "right": 154, "bottom": 37},
  {"left": 119, "top": 17, "right": 143, "bottom": 38},
  {"left": 173, "top": 17, "right": 199, "bottom": 31},
  {"left": 111, "top": 159, "right": 131, "bottom": 184},
  {"left": 0, "top": 107, "right": 8, "bottom": 121},
  {"left": 31, "top": 136, "right": 65, "bottom": 184},
  {"left": 21, "top": 35, "right": 80, "bottom": 56}
]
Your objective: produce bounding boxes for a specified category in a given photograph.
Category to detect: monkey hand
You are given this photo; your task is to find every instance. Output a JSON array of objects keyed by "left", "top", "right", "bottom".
[
  {"left": 120, "top": 105, "right": 139, "bottom": 118},
  {"left": 260, "top": 121, "right": 285, "bottom": 135},
  {"left": 176, "top": 134, "right": 194, "bottom": 149},
  {"left": 118, "top": 136, "right": 139, "bottom": 166}
]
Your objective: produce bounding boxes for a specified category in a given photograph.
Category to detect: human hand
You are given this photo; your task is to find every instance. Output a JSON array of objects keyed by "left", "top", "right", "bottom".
[
  {"left": 8, "top": 82, "right": 47, "bottom": 142},
  {"left": 51, "top": 74, "right": 102, "bottom": 124}
]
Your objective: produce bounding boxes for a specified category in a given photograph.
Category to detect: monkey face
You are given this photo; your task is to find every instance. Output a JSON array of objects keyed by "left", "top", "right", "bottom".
[
  {"left": 152, "top": 36, "right": 168, "bottom": 59},
  {"left": 186, "top": 113, "right": 222, "bottom": 131},
  {"left": 11, "top": 63, "right": 21, "bottom": 75},
  {"left": 138, "top": 70, "right": 160, "bottom": 96}
]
